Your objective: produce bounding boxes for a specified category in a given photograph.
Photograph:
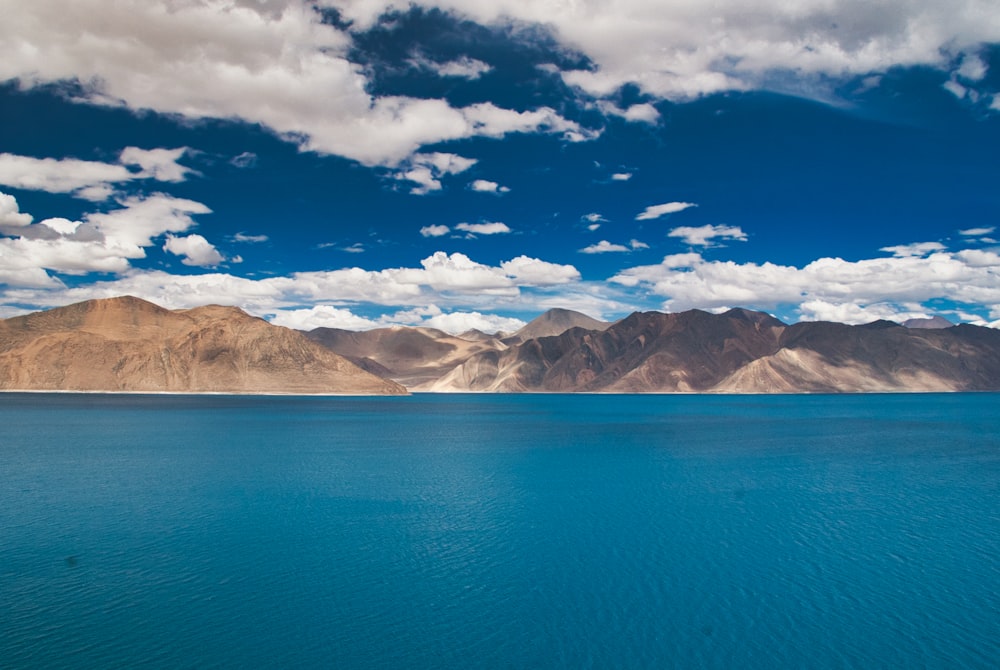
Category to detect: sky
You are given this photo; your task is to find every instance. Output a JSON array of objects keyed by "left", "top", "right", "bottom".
[{"left": 1, "top": 0, "right": 999, "bottom": 333}]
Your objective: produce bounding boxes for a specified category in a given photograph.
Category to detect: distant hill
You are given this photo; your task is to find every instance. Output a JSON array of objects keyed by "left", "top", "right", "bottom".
[
  {"left": 508, "top": 308, "right": 610, "bottom": 342},
  {"left": 0, "top": 297, "right": 406, "bottom": 394}
]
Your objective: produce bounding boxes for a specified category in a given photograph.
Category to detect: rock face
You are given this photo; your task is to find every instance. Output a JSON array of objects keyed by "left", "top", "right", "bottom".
[
  {"left": 0, "top": 296, "right": 406, "bottom": 394},
  {"left": 408, "top": 309, "right": 1000, "bottom": 393}
]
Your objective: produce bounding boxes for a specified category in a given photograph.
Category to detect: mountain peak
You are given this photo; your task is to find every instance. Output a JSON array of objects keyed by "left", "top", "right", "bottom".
[{"left": 511, "top": 308, "right": 610, "bottom": 341}]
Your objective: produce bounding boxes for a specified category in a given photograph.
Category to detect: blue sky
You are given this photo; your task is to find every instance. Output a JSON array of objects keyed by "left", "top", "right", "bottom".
[{"left": 1, "top": 1, "right": 999, "bottom": 332}]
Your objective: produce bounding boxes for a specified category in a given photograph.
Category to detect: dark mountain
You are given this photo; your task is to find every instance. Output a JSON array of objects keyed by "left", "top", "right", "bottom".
[
  {"left": 0, "top": 297, "right": 406, "bottom": 394},
  {"left": 427, "top": 308, "right": 787, "bottom": 392},
  {"left": 426, "top": 309, "right": 1000, "bottom": 393}
]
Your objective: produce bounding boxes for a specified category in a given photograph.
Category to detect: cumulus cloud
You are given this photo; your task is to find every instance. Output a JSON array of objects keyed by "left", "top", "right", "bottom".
[
  {"left": 163, "top": 234, "right": 226, "bottom": 267},
  {"left": 668, "top": 224, "right": 747, "bottom": 247},
  {"left": 0, "top": 192, "right": 216, "bottom": 286},
  {"left": 500, "top": 256, "right": 580, "bottom": 285},
  {"left": 611, "top": 172, "right": 633, "bottom": 181},
  {"left": 455, "top": 221, "right": 511, "bottom": 235},
  {"left": 119, "top": 147, "right": 193, "bottom": 182},
  {"left": 423, "top": 310, "right": 526, "bottom": 335},
  {"left": 580, "top": 240, "right": 630, "bottom": 254},
  {"left": 597, "top": 101, "right": 660, "bottom": 123},
  {"left": 396, "top": 152, "right": 477, "bottom": 194},
  {"left": 335, "top": 0, "right": 1000, "bottom": 102},
  {"left": 880, "top": 241, "right": 946, "bottom": 257},
  {"left": 957, "top": 54, "right": 989, "bottom": 81},
  {"left": 636, "top": 201, "right": 697, "bottom": 220},
  {"left": 0, "top": 1, "right": 593, "bottom": 167},
  {"left": 0, "top": 192, "right": 33, "bottom": 231},
  {"left": 470, "top": 179, "right": 510, "bottom": 193},
  {"left": 611, "top": 247, "right": 1000, "bottom": 323},
  {"left": 269, "top": 304, "right": 382, "bottom": 330},
  {"left": 420, "top": 224, "right": 451, "bottom": 237},
  {"left": 0, "top": 148, "right": 192, "bottom": 201}
]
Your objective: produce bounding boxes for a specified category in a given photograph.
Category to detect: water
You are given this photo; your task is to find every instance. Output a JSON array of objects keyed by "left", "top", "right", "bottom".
[{"left": 1, "top": 393, "right": 998, "bottom": 669}]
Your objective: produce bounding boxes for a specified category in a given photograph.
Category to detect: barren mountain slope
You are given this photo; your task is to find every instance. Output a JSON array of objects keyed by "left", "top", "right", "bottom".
[
  {"left": 0, "top": 297, "right": 406, "bottom": 394},
  {"left": 305, "top": 325, "right": 507, "bottom": 387}
]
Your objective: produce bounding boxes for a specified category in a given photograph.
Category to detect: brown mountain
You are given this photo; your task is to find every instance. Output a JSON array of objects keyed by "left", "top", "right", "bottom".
[
  {"left": 507, "top": 308, "right": 610, "bottom": 342},
  {"left": 421, "top": 308, "right": 1000, "bottom": 393},
  {"left": 0, "top": 296, "right": 406, "bottom": 394},
  {"left": 717, "top": 320, "right": 1000, "bottom": 392},
  {"left": 304, "top": 325, "right": 507, "bottom": 388},
  {"left": 425, "top": 308, "right": 786, "bottom": 392}
]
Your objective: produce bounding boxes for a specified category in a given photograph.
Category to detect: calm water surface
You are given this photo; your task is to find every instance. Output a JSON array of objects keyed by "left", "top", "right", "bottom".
[{"left": 1, "top": 393, "right": 998, "bottom": 668}]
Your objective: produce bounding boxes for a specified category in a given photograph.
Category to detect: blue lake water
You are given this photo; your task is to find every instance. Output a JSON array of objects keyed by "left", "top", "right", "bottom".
[{"left": 1, "top": 392, "right": 998, "bottom": 668}]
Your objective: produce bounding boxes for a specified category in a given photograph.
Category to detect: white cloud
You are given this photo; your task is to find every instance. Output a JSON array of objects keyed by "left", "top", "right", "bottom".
[
  {"left": 470, "top": 179, "right": 510, "bottom": 193},
  {"left": 959, "top": 226, "right": 996, "bottom": 236},
  {"left": 880, "top": 241, "right": 946, "bottom": 257},
  {"left": 611, "top": 172, "right": 633, "bottom": 181},
  {"left": 418, "top": 251, "right": 514, "bottom": 291},
  {"left": 423, "top": 311, "right": 526, "bottom": 335},
  {"left": 0, "top": 153, "right": 130, "bottom": 197},
  {"left": 455, "top": 221, "right": 511, "bottom": 235},
  {"left": 396, "top": 152, "right": 477, "bottom": 194},
  {"left": 420, "top": 224, "right": 451, "bottom": 237},
  {"left": 0, "top": 192, "right": 216, "bottom": 286},
  {"left": 412, "top": 55, "right": 493, "bottom": 80},
  {"left": 119, "top": 147, "right": 193, "bottom": 182},
  {"left": 335, "top": 0, "right": 1000, "bottom": 101},
  {"left": 233, "top": 232, "right": 269, "bottom": 243},
  {"left": 0, "top": 148, "right": 192, "bottom": 201},
  {"left": 0, "top": 1, "right": 592, "bottom": 167},
  {"left": 944, "top": 79, "right": 969, "bottom": 99},
  {"left": 668, "top": 224, "right": 747, "bottom": 246},
  {"left": 86, "top": 194, "right": 212, "bottom": 248},
  {"left": 580, "top": 240, "right": 630, "bottom": 254},
  {"left": 0, "top": 192, "right": 33, "bottom": 231},
  {"left": 597, "top": 101, "right": 660, "bottom": 123},
  {"left": 611, "top": 247, "right": 1000, "bottom": 323},
  {"left": 500, "top": 256, "right": 580, "bottom": 285},
  {"left": 636, "top": 201, "right": 697, "bottom": 220},
  {"left": 583, "top": 213, "right": 606, "bottom": 223},
  {"left": 163, "top": 234, "right": 225, "bottom": 267},
  {"left": 957, "top": 54, "right": 988, "bottom": 80},
  {"left": 797, "top": 300, "right": 929, "bottom": 324},
  {"left": 269, "top": 305, "right": 382, "bottom": 330},
  {"left": 231, "top": 152, "right": 258, "bottom": 168},
  {"left": 630, "top": 239, "right": 649, "bottom": 250}
]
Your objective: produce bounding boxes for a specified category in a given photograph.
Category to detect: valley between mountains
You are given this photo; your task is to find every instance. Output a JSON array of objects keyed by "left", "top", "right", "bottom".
[{"left": 3, "top": 296, "right": 1000, "bottom": 394}]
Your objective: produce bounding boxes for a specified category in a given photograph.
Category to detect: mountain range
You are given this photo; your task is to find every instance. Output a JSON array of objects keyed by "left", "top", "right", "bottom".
[
  {"left": 0, "top": 296, "right": 405, "bottom": 394},
  {"left": 3, "top": 297, "right": 1000, "bottom": 394}
]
